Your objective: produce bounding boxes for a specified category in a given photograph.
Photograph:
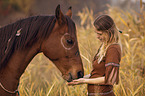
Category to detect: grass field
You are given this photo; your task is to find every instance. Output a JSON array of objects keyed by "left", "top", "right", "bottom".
[{"left": 19, "top": 7, "right": 145, "bottom": 96}]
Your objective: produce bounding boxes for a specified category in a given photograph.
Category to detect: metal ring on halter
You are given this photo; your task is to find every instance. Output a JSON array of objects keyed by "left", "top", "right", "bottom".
[{"left": 61, "top": 33, "right": 76, "bottom": 50}]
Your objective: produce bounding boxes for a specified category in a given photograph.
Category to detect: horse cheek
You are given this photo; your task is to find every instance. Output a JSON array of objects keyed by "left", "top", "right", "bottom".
[{"left": 40, "top": 39, "right": 60, "bottom": 59}]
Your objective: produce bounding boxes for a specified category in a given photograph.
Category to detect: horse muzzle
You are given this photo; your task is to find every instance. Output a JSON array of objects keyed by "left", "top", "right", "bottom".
[{"left": 62, "top": 71, "right": 84, "bottom": 82}]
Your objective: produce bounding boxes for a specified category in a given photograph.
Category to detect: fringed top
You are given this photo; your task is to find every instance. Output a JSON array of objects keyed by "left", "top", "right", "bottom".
[{"left": 88, "top": 44, "right": 121, "bottom": 94}]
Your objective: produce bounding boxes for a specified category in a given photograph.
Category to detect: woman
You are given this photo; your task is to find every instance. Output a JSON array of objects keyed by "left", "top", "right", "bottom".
[{"left": 68, "top": 15, "right": 122, "bottom": 96}]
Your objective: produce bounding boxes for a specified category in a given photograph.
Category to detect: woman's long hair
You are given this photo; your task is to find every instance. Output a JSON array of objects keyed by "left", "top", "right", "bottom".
[{"left": 94, "top": 15, "right": 122, "bottom": 63}]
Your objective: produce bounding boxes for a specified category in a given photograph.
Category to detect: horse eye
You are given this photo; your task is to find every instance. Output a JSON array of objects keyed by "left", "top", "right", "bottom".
[{"left": 66, "top": 39, "right": 73, "bottom": 44}]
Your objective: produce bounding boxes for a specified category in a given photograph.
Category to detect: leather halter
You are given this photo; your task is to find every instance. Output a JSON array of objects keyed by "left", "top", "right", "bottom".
[{"left": 0, "top": 82, "right": 20, "bottom": 95}]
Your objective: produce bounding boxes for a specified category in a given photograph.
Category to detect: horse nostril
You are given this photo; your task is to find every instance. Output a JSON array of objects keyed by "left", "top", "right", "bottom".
[{"left": 77, "top": 71, "right": 84, "bottom": 78}]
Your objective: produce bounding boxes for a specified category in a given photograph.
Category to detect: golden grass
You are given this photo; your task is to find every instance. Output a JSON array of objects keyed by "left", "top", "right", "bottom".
[{"left": 19, "top": 6, "right": 145, "bottom": 96}]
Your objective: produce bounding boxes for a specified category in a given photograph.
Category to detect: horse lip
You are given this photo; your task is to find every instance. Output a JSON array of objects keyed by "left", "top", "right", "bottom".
[
  {"left": 62, "top": 73, "right": 73, "bottom": 82},
  {"left": 67, "top": 73, "right": 73, "bottom": 82}
]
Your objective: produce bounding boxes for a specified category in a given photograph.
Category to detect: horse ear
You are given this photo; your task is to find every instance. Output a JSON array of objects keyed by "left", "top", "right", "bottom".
[
  {"left": 66, "top": 6, "right": 72, "bottom": 18},
  {"left": 55, "top": 4, "right": 66, "bottom": 25}
]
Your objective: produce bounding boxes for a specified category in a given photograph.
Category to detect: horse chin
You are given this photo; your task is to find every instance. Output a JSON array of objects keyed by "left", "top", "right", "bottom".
[{"left": 62, "top": 73, "right": 73, "bottom": 82}]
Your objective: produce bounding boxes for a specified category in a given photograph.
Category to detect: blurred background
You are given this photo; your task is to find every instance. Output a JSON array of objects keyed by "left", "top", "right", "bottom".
[
  {"left": 0, "top": 0, "right": 141, "bottom": 26},
  {"left": 0, "top": 0, "right": 145, "bottom": 96}
]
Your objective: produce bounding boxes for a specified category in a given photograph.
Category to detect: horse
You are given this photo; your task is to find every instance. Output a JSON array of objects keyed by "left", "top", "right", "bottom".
[{"left": 0, "top": 5, "right": 84, "bottom": 96}]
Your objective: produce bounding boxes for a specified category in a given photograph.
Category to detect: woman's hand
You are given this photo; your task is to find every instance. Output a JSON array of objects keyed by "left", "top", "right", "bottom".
[
  {"left": 67, "top": 78, "right": 86, "bottom": 85},
  {"left": 67, "top": 77, "right": 106, "bottom": 85}
]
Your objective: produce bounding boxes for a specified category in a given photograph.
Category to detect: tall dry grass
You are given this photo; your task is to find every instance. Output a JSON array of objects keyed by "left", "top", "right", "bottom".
[
  {"left": 19, "top": 6, "right": 145, "bottom": 96},
  {"left": 108, "top": 6, "right": 145, "bottom": 96}
]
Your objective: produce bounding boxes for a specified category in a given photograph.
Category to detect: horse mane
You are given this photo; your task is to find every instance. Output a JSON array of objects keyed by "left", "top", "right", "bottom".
[
  {"left": 0, "top": 15, "right": 57, "bottom": 69},
  {"left": 0, "top": 15, "right": 76, "bottom": 70}
]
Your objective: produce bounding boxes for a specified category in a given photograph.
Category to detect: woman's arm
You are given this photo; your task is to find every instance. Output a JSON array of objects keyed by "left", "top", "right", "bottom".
[
  {"left": 84, "top": 76, "right": 105, "bottom": 84},
  {"left": 68, "top": 76, "right": 112, "bottom": 85}
]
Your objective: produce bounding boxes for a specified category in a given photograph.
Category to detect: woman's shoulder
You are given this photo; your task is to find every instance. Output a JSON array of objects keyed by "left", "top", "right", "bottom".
[
  {"left": 108, "top": 43, "right": 121, "bottom": 50},
  {"left": 105, "top": 43, "right": 122, "bottom": 61},
  {"left": 106, "top": 43, "right": 121, "bottom": 54}
]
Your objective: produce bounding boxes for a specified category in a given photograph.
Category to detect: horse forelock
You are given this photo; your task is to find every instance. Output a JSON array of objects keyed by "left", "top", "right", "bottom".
[
  {"left": 65, "top": 16, "right": 76, "bottom": 35},
  {"left": 0, "top": 16, "right": 56, "bottom": 69}
]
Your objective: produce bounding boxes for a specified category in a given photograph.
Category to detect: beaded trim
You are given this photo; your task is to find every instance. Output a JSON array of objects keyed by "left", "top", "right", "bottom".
[
  {"left": 87, "top": 90, "right": 113, "bottom": 95},
  {"left": 105, "top": 63, "right": 120, "bottom": 67}
]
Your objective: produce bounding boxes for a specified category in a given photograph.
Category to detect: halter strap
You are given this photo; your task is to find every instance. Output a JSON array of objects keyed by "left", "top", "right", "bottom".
[{"left": 0, "top": 82, "right": 20, "bottom": 95}]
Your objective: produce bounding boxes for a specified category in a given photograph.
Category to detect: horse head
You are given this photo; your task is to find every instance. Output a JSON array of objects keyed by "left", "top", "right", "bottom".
[{"left": 41, "top": 5, "right": 84, "bottom": 82}]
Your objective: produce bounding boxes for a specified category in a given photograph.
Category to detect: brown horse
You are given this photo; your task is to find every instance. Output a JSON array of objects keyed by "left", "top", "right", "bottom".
[{"left": 0, "top": 5, "right": 84, "bottom": 96}]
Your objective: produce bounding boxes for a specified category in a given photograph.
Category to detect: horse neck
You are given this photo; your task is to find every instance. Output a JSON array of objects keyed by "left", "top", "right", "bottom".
[{"left": 0, "top": 43, "right": 40, "bottom": 94}]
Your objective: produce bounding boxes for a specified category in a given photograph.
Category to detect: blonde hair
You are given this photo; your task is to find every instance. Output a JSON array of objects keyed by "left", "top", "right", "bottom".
[{"left": 94, "top": 15, "right": 122, "bottom": 63}]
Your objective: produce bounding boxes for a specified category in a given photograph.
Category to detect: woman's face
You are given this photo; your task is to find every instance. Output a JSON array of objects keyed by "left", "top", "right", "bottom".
[{"left": 95, "top": 30, "right": 109, "bottom": 42}]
